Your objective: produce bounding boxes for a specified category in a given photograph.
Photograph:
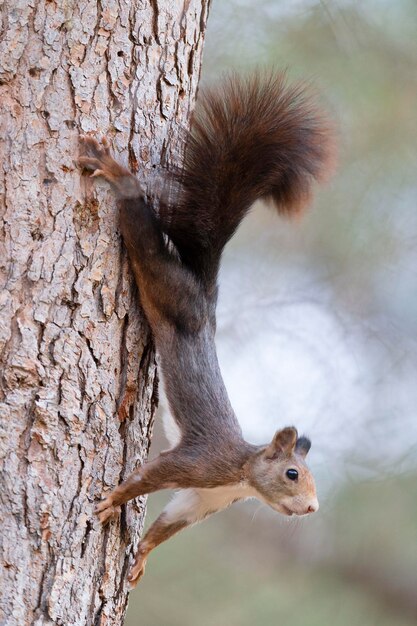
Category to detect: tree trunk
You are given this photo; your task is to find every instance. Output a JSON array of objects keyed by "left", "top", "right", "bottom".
[{"left": 0, "top": 1, "right": 210, "bottom": 624}]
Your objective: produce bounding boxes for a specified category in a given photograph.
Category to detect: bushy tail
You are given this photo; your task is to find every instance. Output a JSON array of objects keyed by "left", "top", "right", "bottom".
[{"left": 163, "top": 72, "right": 335, "bottom": 289}]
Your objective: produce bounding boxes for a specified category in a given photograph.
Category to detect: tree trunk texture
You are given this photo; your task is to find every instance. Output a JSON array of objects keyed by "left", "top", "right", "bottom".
[{"left": 0, "top": 1, "right": 210, "bottom": 624}]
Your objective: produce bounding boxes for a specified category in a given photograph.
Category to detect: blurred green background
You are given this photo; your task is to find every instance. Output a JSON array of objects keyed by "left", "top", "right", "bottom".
[{"left": 127, "top": 1, "right": 417, "bottom": 624}]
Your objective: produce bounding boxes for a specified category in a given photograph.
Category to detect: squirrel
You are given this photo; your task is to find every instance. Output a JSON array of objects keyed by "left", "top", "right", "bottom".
[{"left": 78, "top": 72, "right": 334, "bottom": 588}]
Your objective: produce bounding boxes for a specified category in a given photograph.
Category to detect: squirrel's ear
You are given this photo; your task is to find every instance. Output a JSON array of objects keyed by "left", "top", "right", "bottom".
[
  {"left": 295, "top": 436, "right": 311, "bottom": 458},
  {"left": 265, "top": 427, "right": 298, "bottom": 459}
]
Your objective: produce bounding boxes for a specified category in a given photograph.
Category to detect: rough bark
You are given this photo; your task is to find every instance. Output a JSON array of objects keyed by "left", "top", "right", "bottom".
[{"left": 0, "top": 1, "right": 210, "bottom": 624}]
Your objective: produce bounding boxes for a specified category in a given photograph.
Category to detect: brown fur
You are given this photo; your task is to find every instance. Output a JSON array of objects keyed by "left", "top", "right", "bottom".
[
  {"left": 159, "top": 72, "right": 335, "bottom": 290},
  {"left": 78, "top": 72, "right": 333, "bottom": 587}
]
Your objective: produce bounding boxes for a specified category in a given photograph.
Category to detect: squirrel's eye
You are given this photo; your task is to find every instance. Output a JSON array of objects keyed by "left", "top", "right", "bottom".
[{"left": 286, "top": 469, "right": 298, "bottom": 481}]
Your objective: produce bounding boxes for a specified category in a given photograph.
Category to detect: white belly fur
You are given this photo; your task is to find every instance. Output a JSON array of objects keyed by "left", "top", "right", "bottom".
[{"left": 163, "top": 483, "right": 258, "bottom": 525}]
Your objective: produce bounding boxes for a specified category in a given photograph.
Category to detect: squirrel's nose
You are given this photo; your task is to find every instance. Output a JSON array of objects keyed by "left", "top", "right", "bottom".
[{"left": 306, "top": 499, "right": 319, "bottom": 514}]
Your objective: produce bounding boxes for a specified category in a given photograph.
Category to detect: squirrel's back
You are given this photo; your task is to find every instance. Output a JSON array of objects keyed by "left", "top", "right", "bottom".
[{"left": 161, "top": 72, "right": 335, "bottom": 291}]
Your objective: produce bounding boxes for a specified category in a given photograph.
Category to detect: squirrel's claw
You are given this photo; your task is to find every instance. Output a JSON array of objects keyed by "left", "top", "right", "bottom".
[{"left": 91, "top": 169, "right": 105, "bottom": 178}]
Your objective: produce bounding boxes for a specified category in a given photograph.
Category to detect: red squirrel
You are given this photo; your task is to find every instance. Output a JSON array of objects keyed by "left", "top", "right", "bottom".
[{"left": 78, "top": 73, "right": 334, "bottom": 588}]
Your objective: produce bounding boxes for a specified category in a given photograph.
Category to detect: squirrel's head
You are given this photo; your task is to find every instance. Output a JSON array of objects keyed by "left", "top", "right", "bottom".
[{"left": 247, "top": 427, "right": 318, "bottom": 517}]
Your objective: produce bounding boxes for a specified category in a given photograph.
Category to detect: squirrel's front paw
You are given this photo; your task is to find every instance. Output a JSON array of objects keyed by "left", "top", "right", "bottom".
[
  {"left": 127, "top": 550, "right": 147, "bottom": 589},
  {"left": 95, "top": 494, "right": 121, "bottom": 524}
]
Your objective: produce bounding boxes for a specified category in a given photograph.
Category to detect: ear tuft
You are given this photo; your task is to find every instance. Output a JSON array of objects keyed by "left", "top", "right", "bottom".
[
  {"left": 265, "top": 426, "right": 298, "bottom": 459},
  {"left": 295, "top": 436, "right": 311, "bottom": 458}
]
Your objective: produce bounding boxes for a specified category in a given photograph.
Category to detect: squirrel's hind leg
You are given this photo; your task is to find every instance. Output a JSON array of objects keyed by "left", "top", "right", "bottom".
[
  {"left": 79, "top": 135, "right": 207, "bottom": 335},
  {"left": 120, "top": 197, "right": 207, "bottom": 335}
]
